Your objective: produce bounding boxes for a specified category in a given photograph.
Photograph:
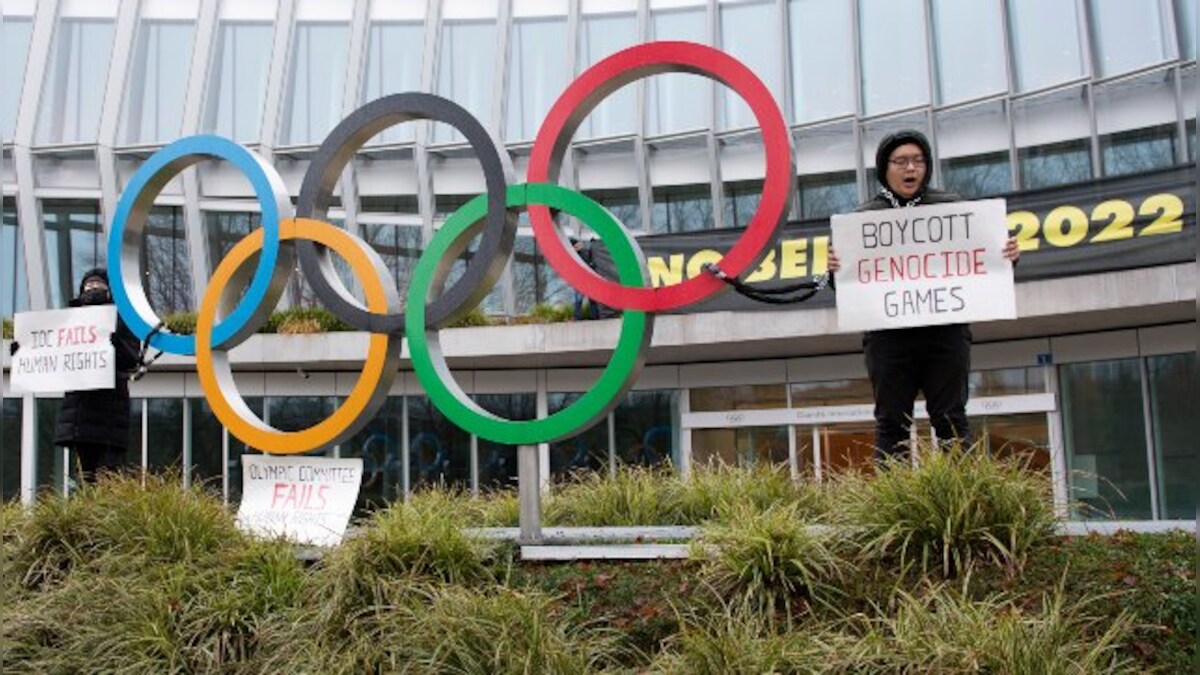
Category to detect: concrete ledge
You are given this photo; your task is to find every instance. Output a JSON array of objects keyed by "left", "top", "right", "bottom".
[
  {"left": 473, "top": 526, "right": 700, "bottom": 542},
  {"left": 521, "top": 544, "right": 691, "bottom": 561}
]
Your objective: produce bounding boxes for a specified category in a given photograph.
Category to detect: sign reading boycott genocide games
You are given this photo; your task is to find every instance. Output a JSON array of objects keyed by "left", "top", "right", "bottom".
[
  {"left": 8, "top": 306, "right": 117, "bottom": 394},
  {"left": 830, "top": 199, "right": 1015, "bottom": 332},
  {"left": 237, "top": 455, "right": 363, "bottom": 547}
]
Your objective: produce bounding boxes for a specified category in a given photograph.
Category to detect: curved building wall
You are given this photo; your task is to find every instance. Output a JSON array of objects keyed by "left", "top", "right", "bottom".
[{"left": 0, "top": 0, "right": 1196, "bottom": 523}]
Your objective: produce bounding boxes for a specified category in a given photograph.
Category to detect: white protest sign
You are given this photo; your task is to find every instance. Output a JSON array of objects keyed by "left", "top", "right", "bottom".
[
  {"left": 236, "top": 455, "right": 362, "bottom": 547},
  {"left": 831, "top": 199, "right": 1015, "bottom": 332},
  {"left": 8, "top": 306, "right": 117, "bottom": 394}
]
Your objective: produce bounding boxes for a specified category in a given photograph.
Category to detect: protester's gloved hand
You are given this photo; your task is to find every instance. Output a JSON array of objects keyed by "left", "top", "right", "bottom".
[
  {"left": 109, "top": 332, "right": 118, "bottom": 347},
  {"left": 8, "top": 340, "right": 18, "bottom": 356}
]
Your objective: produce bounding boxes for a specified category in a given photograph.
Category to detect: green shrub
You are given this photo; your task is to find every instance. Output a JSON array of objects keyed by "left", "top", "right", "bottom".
[
  {"left": 162, "top": 311, "right": 197, "bottom": 336},
  {"left": 447, "top": 306, "right": 493, "bottom": 328},
  {"left": 858, "top": 584, "right": 1135, "bottom": 674},
  {"left": 546, "top": 465, "right": 680, "bottom": 526},
  {"left": 512, "top": 302, "right": 574, "bottom": 324},
  {"left": 692, "top": 501, "right": 849, "bottom": 624},
  {"left": 2, "top": 316, "right": 12, "bottom": 339},
  {"left": 678, "top": 462, "right": 829, "bottom": 524},
  {"left": 843, "top": 445, "right": 1057, "bottom": 577},
  {"left": 262, "top": 306, "right": 352, "bottom": 334}
]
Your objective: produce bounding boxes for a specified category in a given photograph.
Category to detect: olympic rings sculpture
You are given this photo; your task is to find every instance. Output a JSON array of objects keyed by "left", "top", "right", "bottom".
[{"left": 107, "top": 42, "right": 794, "bottom": 454}]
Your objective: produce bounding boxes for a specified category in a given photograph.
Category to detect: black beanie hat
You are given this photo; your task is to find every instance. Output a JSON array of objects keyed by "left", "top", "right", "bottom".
[
  {"left": 875, "top": 129, "right": 933, "bottom": 194},
  {"left": 79, "top": 267, "right": 109, "bottom": 295}
]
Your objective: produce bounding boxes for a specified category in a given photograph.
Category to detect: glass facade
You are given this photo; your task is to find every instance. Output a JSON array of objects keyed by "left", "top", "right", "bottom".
[
  {"left": 1147, "top": 353, "right": 1197, "bottom": 520},
  {"left": 578, "top": 6, "right": 638, "bottom": 138},
  {"left": 279, "top": 22, "right": 350, "bottom": 145},
  {"left": 37, "top": 19, "right": 116, "bottom": 144},
  {"left": 434, "top": 8, "right": 497, "bottom": 144},
  {"left": 42, "top": 200, "right": 104, "bottom": 309},
  {"left": 121, "top": 21, "right": 196, "bottom": 145},
  {"left": 0, "top": 18, "right": 33, "bottom": 140},
  {"left": 204, "top": 21, "right": 274, "bottom": 142},
  {"left": 0, "top": 398, "right": 20, "bottom": 501},
  {"left": 505, "top": 11, "right": 569, "bottom": 142},
  {"left": 788, "top": 0, "right": 854, "bottom": 123},
  {"left": 1, "top": 198, "right": 29, "bottom": 319},
  {"left": 647, "top": 3, "right": 708, "bottom": 136},
  {"left": 361, "top": 22, "right": 424, "bottom": 144},
  {"left": 858, "top": 0, "right": 930, "bottom": 114}
]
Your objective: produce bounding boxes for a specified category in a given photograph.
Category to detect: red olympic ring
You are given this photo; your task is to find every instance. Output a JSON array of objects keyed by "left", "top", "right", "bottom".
[{"left": 528, "top": 41, "right": 795, "bottom": 312}]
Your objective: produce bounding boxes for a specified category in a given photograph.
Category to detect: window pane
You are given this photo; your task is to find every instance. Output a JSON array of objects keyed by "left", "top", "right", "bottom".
[
  {"left": 1014, "top": 87, "right": 1092, "bottom": 189},
  {"left": 651, "top": 184, "right": 715, "bottom": 234},
  {"left": 1, "top": 198, "right": 29, "bottom": 318},
  {"left": 819, "top": 422, "right": 876, "bottom": 475},
  {"left": 361, "top": 223, "right": 422, "bottom": 311},
  {"left": 204, "top": 22, "right": 273, "bottom": 142},
  {"left": 968, "top": 367, "right": 1044, "bottom": 397},
  {"left": 475, "top": 394, "right": 535, "bottom": 490},
  {"left": 279, "top": 23, "right": 350, "bottom": 145},
  {"left": 342, "top": 397, "right": 404, "bottom": 510},
  {"left": 435, "top": 19, "right": 497, "bottom": 144},
  {"left": 512, "top": 234, "right": 570, "bottom": 316},
  {"left": 549, "top": 392, "right": 609, "bottom": 478},
  {"left": 798, "top": 171, "right": 858, "bottom": 219},
  {"left": 1147, "top": 353, "right": 1197, "bottom": 520},
  {"left": 789, "top": 0, "right": 854, "bottom": 122},
  {"left": 578, "top": 9, "right": 638, "bottom": 138},
  {"left": 42, "top": 200, "right": 104, "bottom": 308},
  {"left": 408, "top": 395, "right": 471, "bottom": 490},
  {"left": 141, "top": 206, "right": 194, "bottom": 315},
  {"left": 0, "top": 19, "right": 33, "bottom": 139},
  {"left": 940, "top": 153, "right": 1011, "bottom": 198},
  {"left": 937, "top": 100, "right": 1012, "bottom": 197},
  {"left": 204, "top": 211, "right": 261, "bottom": 273},
  {"left": 1178, "top": 0, "right": 1197, "bottom": 59},
  {"left": 1060, "top": 359, "right": 1152, "bottom": 520},
  {"left": 1089, "top": 0, "right": 1168, "bottom": 77},
  {"left": 972, "top": 412, "right": 1050, "bottom": 471},
  {"left": 1101, "top": 125, "right": 1177, "bottom": 177},
  {"left": 930, "top": 0, "right": 1006, "bottom": 104},
  {"left": 614, "top": 390, "right": 677, "bottom": 468},
  {"left": 146, "top": 398, "right": 184, "bottom": 474},
  {"left": 719, "top": 0, "right": 781, "bottom": 130},
  {"left": 1095, "top": 71, "right": 1180, "bottom": 176},
  {"left": 505, "top": 15, "right": 568, "bottom": 142},
  {"left": 225, "top": 397, "right": 262, "bottom": 505},
  {"left": 693, "top": 426, "right": 788, "bottom": 468},
  {"left": 37, "top": 20, "right": 116, "bottom": 144},
  {"left": 1, "top": 398, "right": 22, "bottom": 501},
  {"left": 1019, "top": 140, "right": 1092, "bottom": 189},
  {"left": 648, "top": 5, "right": 708, "bottom": 136},
  {"left": 722, "top": 180, "right": 762, "bottom": 229},
  {"left": 859, "top": 0, "right": 930, "bottom": 114},
  {"left": 36, "top": 399, "right": 63, "bottom": 494},
  {"left": 361, "top": 22, "right": 424, "bottom": 144},
  {"left": 584, "top": 188, "right": 641, "bottom": 232},
  {"left": 1008, "top": 0, "right": 1084, "bottom": 92},
  {"left": 121, "top": 21, "right": 196, "bottom": 144},
  {"left": 691, "top": 384, "right": 786, "bottom": 412},
  {"left": 189, "top": 398, "right": 223, "bottom": 493},
  {"left": 790, "top": 379, "right": 873, "bottom": 407}
]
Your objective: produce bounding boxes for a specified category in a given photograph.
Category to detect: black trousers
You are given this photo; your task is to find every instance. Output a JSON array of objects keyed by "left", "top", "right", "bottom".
[
  {"left": 72, "top": 443, "right": 126, "bottom": 484},
  {"left": 864, "top": 324, "right": 972, "bottom": 461}
]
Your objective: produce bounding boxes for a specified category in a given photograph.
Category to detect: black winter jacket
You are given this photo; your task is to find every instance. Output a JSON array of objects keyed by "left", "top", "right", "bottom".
[{"left": 53, "top": 302, "right": 141, "bottom": 451}]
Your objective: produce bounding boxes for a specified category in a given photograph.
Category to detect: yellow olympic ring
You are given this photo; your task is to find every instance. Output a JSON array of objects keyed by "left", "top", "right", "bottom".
[{"left": 195, "top": 218, "right": 401, "bottom": 454}]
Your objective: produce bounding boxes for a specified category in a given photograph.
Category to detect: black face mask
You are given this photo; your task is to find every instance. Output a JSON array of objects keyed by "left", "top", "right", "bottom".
[{"left": 79, "top": 288, "right": 112, "bottom": 305}]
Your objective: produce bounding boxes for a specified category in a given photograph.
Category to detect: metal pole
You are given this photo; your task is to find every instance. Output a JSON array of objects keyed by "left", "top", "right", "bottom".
[{"left": 517, "top": 444, "right": 541, "bottom": 544}]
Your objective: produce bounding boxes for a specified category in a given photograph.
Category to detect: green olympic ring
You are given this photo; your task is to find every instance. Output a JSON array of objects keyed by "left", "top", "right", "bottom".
[{"left": 407, "top": 183, "right": 653, "bottom": 445}]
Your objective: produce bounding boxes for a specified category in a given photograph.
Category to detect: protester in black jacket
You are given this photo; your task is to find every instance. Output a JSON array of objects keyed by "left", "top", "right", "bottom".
[
  {"left": 52, "top": 268, "right": 140, "bottom": 481},
  {"left": 829, "top": 130, "right": 1019, "bottom": 461}
]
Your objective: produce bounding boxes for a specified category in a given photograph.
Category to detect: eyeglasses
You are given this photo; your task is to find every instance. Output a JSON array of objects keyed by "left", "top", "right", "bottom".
[{"left": 888, "top": 156, "right": 927, "bottom": 168}]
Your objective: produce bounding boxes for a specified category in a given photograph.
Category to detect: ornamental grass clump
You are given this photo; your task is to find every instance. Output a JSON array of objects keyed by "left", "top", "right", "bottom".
[
  {"left": 692, "top": 501, "right": 850, "bottom": 626},
  {"left": 678, "top": 462, "right": 830, "bottom": 524},
  {"left": 843, "top": 444, "right": 1057, "bottom": 577},
  {"left": 546, "top": 465, "right": 680, "bottom": 526},
  {"left": 858, "top": 584, "right": 1135, "bottom": 674}
]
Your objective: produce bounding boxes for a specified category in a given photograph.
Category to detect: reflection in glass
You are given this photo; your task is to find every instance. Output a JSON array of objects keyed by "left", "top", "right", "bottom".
[
  {"left": 931, "top": 0, "right": 1006, "bottom": 103},
  {"left": 506, "top": 15, "right": 568, "bottom": 141},
  {"left": 651, "top": 185, "right": 715, "bottom": 234},
  {"left": 343, "top": 397, "right": 404, "bottom": 510},
  {"left": 141, "top": 206, "right": 194, "bottom": 315},
  {"left": 819, "top": 422, "right": 876, "bottom": 475},
  {"left": 578, "top": 9, "right": 637, "bottom": 138},
  {"left": 1060, "top": 359, "right": 1152, "bottom": 520},
  {"left": 941, "top": 153, "right": 1011, "bottom": 198},
  {"left": 583, "top": 188, "right": 642, "bottom": 233},
  {"left": 614, "top": 390, "right": 677, "bottom": 468},
  {"left": 361, "top": 223, "right": 422, "bottom": 310},
  {"left": 1089, "top": 0, "right": 1168, "bottom": 77},
  {"left": 936, "top": 100, "right": 1011, "bottom": 197},
  {"left": 268, "top": 396, "right": 336, "bottom": 437},
  {"left": 1019, "top": 140, "right": 1092, "bottom": 189},
  {"left": 1100, "top": 125, "right": 1177, "bottom": 177},
  {"left": 279, "top": 23, "right": 350, "bottom": 145},
  {"left": 361, "top": 22, "right": 424, "bottom": 144},
  {"left": 797, "top": 171, "right": 858, "bottom": 219},
  {"left": 549, "top": 392, "right": 609, "bottom": 479},
  {"left": 691, "top": 384, "right": 786, "bottom": 412},
  {"left": 146, "top": 398, "right": 184, "bottom": 474},
  {"left": 189, "top": 398, "right": 224, "bottom": 494},
  {"left": 0, "top": 19, "right": 33, "bottom": 139},
  {"left": 968, "top": 367, "right": 1044, "bottom": 397},
  {"left": 42, "top": 200, "right": 104, "bottom": 308},
  {"left": 1147, "top": 353, "right": 1197, "bottom": 520},
  {"left": 204, "top": 211, "right": 261, "bottom": 273},
  {"left": 1, "top": 398, "right": 22, "bottom": 501},
  {"left": 1178, "top": 0, "right": 1197, "bottom": 59},
  {"left": 648, "top": 6, "right": 708, "bottom": 136},
  {"left": 693, "top": 426, "right": 788, "bottom": 468},
  {"left": 435, "top": 19, "right": 497, "bottom": 144},
  {"left": 121, "top": 21, "right": 195, "bottom": 144},
  {"left": 37, "top": 399, "right": 63, "bottom": 494},
  {"left": 789, "top": 0, "right": 854, "bottom": 122},
  {"left": 791, "top": 427, "right": 814, "bottom": 475},
  {"left": 513, "top": 234, "right": 570, "bottom": 316},
  {"left": 408, "top": 396, "right": 471, "bottom": 490},
  {"left": 722, "top": 180, "right": 762, "bottom": 229},
  {"left": 971, "top": 412, "right": 1050, "bottom": 470},
  {"left": 475, "top": 394, "right": 535, "bottom": 490},
  {"left": 1007, "top": 0, "right": 1083, "bottom": 92},
  {"left": 204, "top": 22, "right": 273, "bottom": 142},
  {"left": 1, "top": 198, "right": 29, "bottom": 318},
  {"left": 789, "top": 379, "right": 873, "bottom": 407},
  {"left": 37, "top": 20, "right": 115, "bottom": 144},
  {"left": 719, "top": 0, "right": 781, "bottom": 130},
  {"left": 226, "top": 397, "right": 262, "bottom": 505},
  {"left": 858, "top": 0, "right": 930, "bottom": 114}
]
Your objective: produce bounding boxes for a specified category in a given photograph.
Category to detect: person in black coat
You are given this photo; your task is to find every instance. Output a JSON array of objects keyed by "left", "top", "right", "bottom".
[
  {"left": 52, "top": 268, "right": 141, "bottom": 481},
  {"left": 828, "top": 130, "right": 1020, "bottom": 461}
]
